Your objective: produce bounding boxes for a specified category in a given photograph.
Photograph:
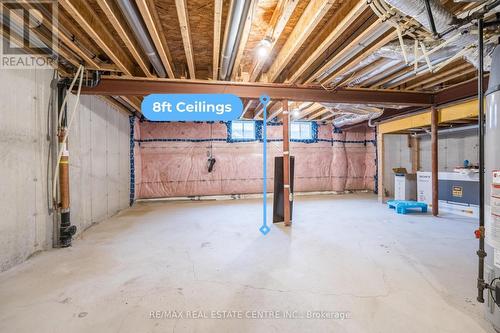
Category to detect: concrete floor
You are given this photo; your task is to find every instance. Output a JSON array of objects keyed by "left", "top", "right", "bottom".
[{"left": 0, "top": 193, "right": 495, "bottom": 333}]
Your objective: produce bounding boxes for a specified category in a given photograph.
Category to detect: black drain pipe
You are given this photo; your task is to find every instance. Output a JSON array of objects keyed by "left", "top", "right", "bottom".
[{"left": 476, "top": 17, "right": 487, "bottom": 303}]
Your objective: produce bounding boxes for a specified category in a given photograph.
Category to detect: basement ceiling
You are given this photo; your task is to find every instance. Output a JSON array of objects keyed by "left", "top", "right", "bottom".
[{"left": 1, "top": 0, "right": 496, "bottom": 122}]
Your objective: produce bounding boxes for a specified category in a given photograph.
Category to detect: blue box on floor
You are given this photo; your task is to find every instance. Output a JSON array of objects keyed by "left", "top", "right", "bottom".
[{"left": 387, "top": 200, "right": 428, "bottom": 214}]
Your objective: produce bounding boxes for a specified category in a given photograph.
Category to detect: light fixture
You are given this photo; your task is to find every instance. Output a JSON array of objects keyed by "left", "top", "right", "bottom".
[
  {"left": 293, "top": 109, "right": 300, "bottom": 118},
  {"left": 256, "top": 37, "right": 272, "bottom": 59}
]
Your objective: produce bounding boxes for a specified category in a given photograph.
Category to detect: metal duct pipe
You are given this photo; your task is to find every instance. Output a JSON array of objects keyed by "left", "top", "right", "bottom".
[
  {"left": 117, "top": 0, "right": 166, "bottom": 77},
  {"left": 383, "top": 0, "right": 452, "bottom": 34},
  {"left": 382, "top": 0, "right": 480, "bottom": 66},
  {"left": 219, "top": 0, "right": 253, "bottom": 80}
]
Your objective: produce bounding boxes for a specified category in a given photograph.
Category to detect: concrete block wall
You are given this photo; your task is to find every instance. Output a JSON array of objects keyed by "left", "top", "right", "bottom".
[{"left": 0, "top": 68, "right": 130, "bottom": 272}]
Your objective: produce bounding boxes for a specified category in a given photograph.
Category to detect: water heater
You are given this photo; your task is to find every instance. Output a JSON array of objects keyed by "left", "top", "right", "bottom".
[{"left": 484, "top": 45, "right": 500, "bottom": 330}]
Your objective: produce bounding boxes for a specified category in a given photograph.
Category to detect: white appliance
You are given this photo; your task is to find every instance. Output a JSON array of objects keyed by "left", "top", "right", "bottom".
[
  {"left": 417, "top": 171, "right": 479, "bottom": 218},
  {"left": 394, "top": 174, "right": 416, "bottom": 200}
]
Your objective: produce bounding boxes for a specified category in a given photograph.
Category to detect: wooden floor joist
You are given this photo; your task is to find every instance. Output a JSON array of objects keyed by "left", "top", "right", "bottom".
[
  {"left": 213, "top": 0, "right": 223, "bottom": 80},
  {"left": 248, "top": 0, "right": 299, "bottom": 82},
  {"left": 175, "top": 0, "right": 196, "bottom": 79},
  {"left": 287, "top": 0, "right": 368, "bottom": 83},
  {"left": 135, "top": 0, "right": 175, "bottom": 78},
  {"left": 59, "top": 0, "right": 138, "bottom": 76},
  {"left": 96, "top": 0, "right": 153, "bottom": 77},
  {"left": 265, "top": 0, "right": 338, "bottom": 83}
]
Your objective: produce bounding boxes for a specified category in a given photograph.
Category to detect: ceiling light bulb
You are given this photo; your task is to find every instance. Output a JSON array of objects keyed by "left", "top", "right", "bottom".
[
  {"left": 256, "top": 37, "right": 272, "bottom": 59},
  {"left": 293, "top": 110, "right": 300, "bottom": 118}
]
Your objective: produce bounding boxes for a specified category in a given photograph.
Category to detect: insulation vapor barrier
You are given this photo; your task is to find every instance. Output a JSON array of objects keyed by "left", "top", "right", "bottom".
[{"left": 132, "top": 120, "right": 376, "bottom": 199}]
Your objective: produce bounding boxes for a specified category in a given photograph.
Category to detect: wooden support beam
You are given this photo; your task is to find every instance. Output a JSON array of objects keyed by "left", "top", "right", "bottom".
[
  {"left": 377, "top": 131, "right": 384, "bottom": 203},
  {"left": 248, "top": 0, "right": 299, "bottom": 82},
  {"left": 135, "top": 0, "right": 175, "bottom": 78},
  {"left": 410, "top": 135, "right": 420, "bottom": 173},
  {"left": 213, "top": 0, "right": 223, "bottom": 80},
  {"left": 82, "top": 76, "right": 434, "bottom": 106},
  {"left": 282, "top": 100, "right": 291, "bottom": 226},
  {"left": 265, "top": 0, "right": 337, "bottom": 83},
  {"left": 431, "top": 106, "right": 439, "bottom": 216},
  {"left": 287, "top": 0, "right": 367, "bottom": 83},
  {"left": 96, "top": 0, "right": 153, "bottom": 77},
  {"left": 175, "top": 0, "right": 196, "bottom": 79},
  {"left": 59, "top": 0, "right": 138, "bottom": 76}
]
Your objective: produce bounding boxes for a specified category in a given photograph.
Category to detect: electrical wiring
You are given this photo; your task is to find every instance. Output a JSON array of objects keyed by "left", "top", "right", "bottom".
[{"left": 51, "top": 65, "right": 85, "bottom": 205}]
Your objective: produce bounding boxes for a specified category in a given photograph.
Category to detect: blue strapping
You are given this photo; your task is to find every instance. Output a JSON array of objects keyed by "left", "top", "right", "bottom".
[{"left": 129, "top": 116, "right": 135, "bottom": 206}]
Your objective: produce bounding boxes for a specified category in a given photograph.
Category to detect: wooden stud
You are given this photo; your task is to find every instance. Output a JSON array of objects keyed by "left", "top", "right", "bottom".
[
  {"left": 410, "top": 135, "right": 420, "bottom": 173},
  {"left": 174, "top": 0, "right": 196, "bottom": 79},
  {"left": 431, "top": 106, "right": 439, "bottom": 216},
  {"left": 377, "top": 130, "right": 384, "bottom": 203},
  {"left": 282, "top": 100, "right": 291, "bottom": 226}
]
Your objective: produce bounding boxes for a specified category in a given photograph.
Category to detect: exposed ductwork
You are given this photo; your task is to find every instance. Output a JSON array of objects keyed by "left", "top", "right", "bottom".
[
  {"left": 117, "top": 0, "right": 167, "bottom": 78},
  {"left": 381, "top": 0, "right": 486, "bottom": 68},
  {"left": 383, "top": 0, "right": 453, "bottom": 34},
  {"left": 320, "top": 104, "right": 384, "bottom": 127},
  {"left": 219, "top": 0, "right": 253, "bottom": 80}
]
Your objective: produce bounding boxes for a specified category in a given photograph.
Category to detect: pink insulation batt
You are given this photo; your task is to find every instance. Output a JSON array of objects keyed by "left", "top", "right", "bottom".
[{"left": 133, "top": 119, "right": 376, "bottom": 199}]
